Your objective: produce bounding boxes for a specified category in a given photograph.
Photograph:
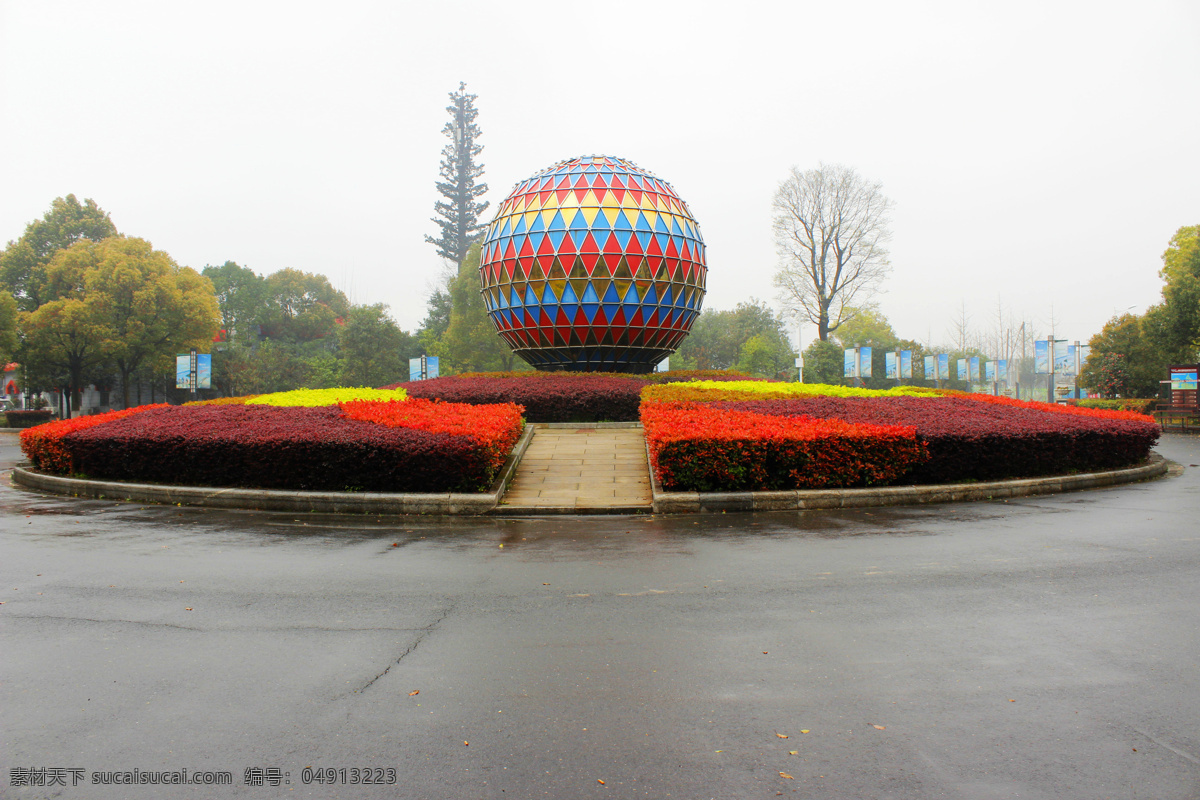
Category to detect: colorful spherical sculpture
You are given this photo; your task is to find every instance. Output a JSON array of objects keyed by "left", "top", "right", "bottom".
[{"left": 478, "top": 155, "right": 707, "bottom": 372}]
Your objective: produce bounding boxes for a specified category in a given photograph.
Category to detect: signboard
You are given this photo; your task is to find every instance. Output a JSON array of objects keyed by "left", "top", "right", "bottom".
[
  {"left": 1171, "top": 367, "right": 1198, "bottom": 390},
  {"left": 843, "top": 348, "right": 857, "bottom": 378},
  {"left": 985, "top": 361, "right": 995, "bottom": 381},
  {"left": 408, "top": 355, "right": 441, "bottom": 381},
  {"left": 196, "top": 354, "right": 211, "bottom": 389},
  {"left": 1034, "top": 340, "right": 1049, "bottom": 374},
  {"left": 957, "top": 358, "right": 967, "bottom": 381},
  {"left": 924, "top": 355, "right": 934, "bottom": 380},
  {"left": 885, "top": 351, "right": 897, "bottom": 380},
  {"left": 900, "top": 350, "right": 912, "bottom": 379},
  {"left": 1055, "top": 344, "right": 1073, "bottom": 375},
  {"left": 997, "top": 360, "right": 1008, "bottom": 382},
  {"left": 969, "top": 356, "right": 981, "bottom": 383},
  {"left": 938, "top": 354, "right": 949, "bottom": 381},
  {"left": 175, "top": 352, "right": 211, "bottom": 390},
  {"left": 859, "top": 347, "right": 872, "bottom": 379}
]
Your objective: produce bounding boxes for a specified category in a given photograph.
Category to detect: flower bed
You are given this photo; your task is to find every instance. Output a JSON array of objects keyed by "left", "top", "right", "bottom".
[
  {"left": 247, "top": 387, "right": 407, "bottom": 406},
  {"left": 53, "top": 402, "right": 521, "bottom": 493},
  {"left": 641, "top": 402, "right": 926, "bottom": 491},
  {"left": 641, "top": 379, "right": 935, "bottom": 403},
  {"left": 698, "top": 395, "right": 1160, "bottom": 484},
  {"left": 341, "top": 398, "right": 523, "bottom": 478},
  {"left": 20, "top": 404, "right": 168, "bottom": 473}
]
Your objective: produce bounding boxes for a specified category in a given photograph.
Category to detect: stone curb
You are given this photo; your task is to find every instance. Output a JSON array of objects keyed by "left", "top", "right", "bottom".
[
  {"left": 647, "top": 452, "right": 1171, "bottom": 513},
  {"left": 11, "top": 425, "right": 536, "bottom": 516}
]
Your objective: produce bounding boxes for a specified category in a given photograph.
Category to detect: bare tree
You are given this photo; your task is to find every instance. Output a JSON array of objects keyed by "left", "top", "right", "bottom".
[{"left": 772, "top": 164, "right": 893, "bottom": 341}]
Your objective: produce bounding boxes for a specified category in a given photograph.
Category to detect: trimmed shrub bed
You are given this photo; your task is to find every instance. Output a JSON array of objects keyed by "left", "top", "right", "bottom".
[
  {"left": 702, "top": 395, "right": 1160, "bottom": 485},
  {"left": 55, "top": 403, "right": 516, "bottom": 493},
  {"left": 21, "top": 404, "right": 169, "bottom": 473},
  {"left": 20, "top": 396, "right": 524, "bottom": 494},
  {"left": 642, "top": 402, "right": 926, "bottom": 491},
  {"left": 6, "top": 409, "right": 54, "bottom": 429},
  {"left": 385, "top": 370, "right": 758, "bottom": 423}
]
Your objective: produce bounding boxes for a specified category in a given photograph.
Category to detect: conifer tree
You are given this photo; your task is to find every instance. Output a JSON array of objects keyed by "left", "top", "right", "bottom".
[{"left": 425, "top": 82, "right": 488, "bottom": 265}]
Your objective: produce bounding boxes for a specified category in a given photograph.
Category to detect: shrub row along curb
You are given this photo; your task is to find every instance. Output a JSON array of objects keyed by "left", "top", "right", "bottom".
[
  {"left": 11, "top": 426, "right": 535, "bottom": 516},
  {"left": 647, "top": 450, "right": 1171, "bottom": 513},
  {"left": 11, "top": 436, "right": 1170, "bottom": 517}
]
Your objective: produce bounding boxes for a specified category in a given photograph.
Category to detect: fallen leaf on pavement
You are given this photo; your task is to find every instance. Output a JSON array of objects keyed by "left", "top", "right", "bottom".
[
  {"left": 872, "top": 724, "right": 886, "bottom": 730},
  {"left": 776, "top": 733, "right": 788, "bottom": 739},
  {"left": 408, "top": 690, "right": 419, "bottom": 696},
  {"left": 597, "top": 779, "right": 605, "bottom": 784},
  {"left": 779, "top": 772, "right": 794, "bottom": 779},
  {"left": 788, "top": 751, "right": 798, "bottom": 755},
  {"left": 800, "top": 729, "right": 810, "bottom": 734}
]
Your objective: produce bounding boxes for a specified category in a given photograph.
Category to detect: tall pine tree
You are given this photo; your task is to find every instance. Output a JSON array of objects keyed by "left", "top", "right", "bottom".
[{"left": 425, "top": 82, "right": 488, "bottom": 265}]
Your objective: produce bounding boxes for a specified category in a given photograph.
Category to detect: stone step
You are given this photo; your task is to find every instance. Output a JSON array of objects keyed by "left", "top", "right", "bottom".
[{"left": 497, "top": 424, "right": 651, "bottom": 513}]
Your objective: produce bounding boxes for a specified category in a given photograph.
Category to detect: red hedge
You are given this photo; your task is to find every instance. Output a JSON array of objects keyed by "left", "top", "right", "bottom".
[
  {"left": 58, "top": 405, "right": 500, "bottom": 493},
  {"left": 708, "top": 396, "right": 1160, "bottom": 483},
  {"left": 20, "top": 405, "right": 169, "bottom": 474},
  {"left": 382, "top": 371, "right": 761, "bottom": 422},
  {"left": 340, "top": 398, "right": 524, "bottom": 478},
  {"left": 641, "top": 401, "right": 927, "bottom": 491}
]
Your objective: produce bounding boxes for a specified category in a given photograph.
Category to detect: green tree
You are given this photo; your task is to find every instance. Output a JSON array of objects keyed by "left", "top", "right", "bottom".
[
  {"left": 338, "top": 303, "right": 420, "bottom": 387},
  {"left": 675, "top": 300, "right": 795, "bottom": 372},
  {"left": 0, "top": 195, "right": 118, "bottom": 312},
  {"left": 417, "top": 282, "right": 453, "bottom": 355},
  {"left": 259, "top": 268, "right": 349, "bottom": 344},
  {"left": 1149, "top": 224, "right": 1200, "bottom": 360},
  {"left": 1079, "top": 313, "right": 1165, "bottom": 397},
  {"left": 425, "top": 82, "right": 489, "bottom": 266},
  {"left": 0, "top": 291, "right": 16, "bottom": 362},
  {"left": 434, "top": 243, "right": 516, "bottom": 372},
  {"left": 834, "top": 306, "right": 926, "bottom": 388},
  {"left": 1083, "top": 352, "right": 1134, "bottom": 399},
  {"left": 201, "top": 261, "right": 267, "bottom": 346},
  {"left": 801, "top": 339, "right": 844, "bottom": 384}
]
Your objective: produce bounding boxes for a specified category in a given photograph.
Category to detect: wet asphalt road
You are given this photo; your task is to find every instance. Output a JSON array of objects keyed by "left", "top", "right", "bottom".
[{"left": 1, "top": 432, "right": 1199, "bottom": 800}]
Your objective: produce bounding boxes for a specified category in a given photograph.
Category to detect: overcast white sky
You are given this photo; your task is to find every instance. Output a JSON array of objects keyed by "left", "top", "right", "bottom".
[{"left": 2, "top": 0, "right": 1197, "bottom": 353}]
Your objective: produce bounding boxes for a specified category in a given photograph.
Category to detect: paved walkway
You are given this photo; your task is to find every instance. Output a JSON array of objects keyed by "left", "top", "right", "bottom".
[{"left": 498, "top": 425, "right": 651, "bottom": 512}]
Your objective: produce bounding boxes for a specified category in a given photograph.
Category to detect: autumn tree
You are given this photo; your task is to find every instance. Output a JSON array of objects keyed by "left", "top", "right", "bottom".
[
  {"left": 21, "top": 243, "right": 115, "bottom": 412},
  {"left": 772, "top": 164, "right": 893, "bottom": 341},
  {"left": 425, "top": 82, "right": 489, "bottom": 266},
  {"left": 0, "top": 195, "right": 118, "bottom": 312},
  {"left": 90, "top": 238, "right": 220, "bottom": 407}
]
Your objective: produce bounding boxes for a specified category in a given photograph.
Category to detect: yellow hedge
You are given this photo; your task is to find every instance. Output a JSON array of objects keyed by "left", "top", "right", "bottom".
[
  {"left": 246, "top": 387, "right": 409, "bottom": 407},
  {"left": 641, "top": 380, "right": 941, "bottom": 403}
]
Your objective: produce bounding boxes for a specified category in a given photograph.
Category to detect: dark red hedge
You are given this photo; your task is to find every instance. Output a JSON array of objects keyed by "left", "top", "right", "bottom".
[
  {"left": 709, "top": 396, "right": 1160, "bottom": 483},
  {"left": 382, "top": 371, "right": 761, "bottom": 423},
  {"left": 61, "top": 405, "right": 495, "bottom": 492}
]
